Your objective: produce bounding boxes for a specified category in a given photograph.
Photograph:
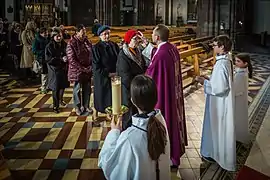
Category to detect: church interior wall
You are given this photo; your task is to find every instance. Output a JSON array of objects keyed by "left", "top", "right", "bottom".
[
  {"left": 252, "top": 0, "right": 270, "bottom": 34},
  {"left": 4, "top": 0, "right": 14, "bottom": 22}
]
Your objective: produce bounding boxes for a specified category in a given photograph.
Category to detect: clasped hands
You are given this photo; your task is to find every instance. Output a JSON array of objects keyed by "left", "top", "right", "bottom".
[{"left": 195, "top": 75, "right": 210, "bottom": 85}]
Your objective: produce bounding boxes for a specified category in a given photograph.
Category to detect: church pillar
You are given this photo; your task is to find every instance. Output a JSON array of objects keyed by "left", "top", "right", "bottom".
[
  {"left": 111, "top": 0, "right": 120, "bottom": 26},
  {"left": 5, "top": 0, "right": 14, "bottom": 22},
  {"left": 137, "top": 0, "right": 155, "bottom": 25},
  {"left": 69, "top": 0, "right": 95, "bottom": 25},
  {"left": 197, "top": 0, "right": 247, "bottom": 39},
  {"left": 196, "top": 0, "right": 220, "bottom": 37}
]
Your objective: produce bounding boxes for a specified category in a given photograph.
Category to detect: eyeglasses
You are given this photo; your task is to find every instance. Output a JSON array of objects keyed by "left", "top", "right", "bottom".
[{"left": 101, "top": 32, "right": 110, "bottom": 36}]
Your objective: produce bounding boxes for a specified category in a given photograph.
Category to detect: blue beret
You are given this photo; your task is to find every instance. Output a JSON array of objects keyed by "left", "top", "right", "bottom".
[{"left": 97, "top": 25, "right": 110, "bottom": 36}]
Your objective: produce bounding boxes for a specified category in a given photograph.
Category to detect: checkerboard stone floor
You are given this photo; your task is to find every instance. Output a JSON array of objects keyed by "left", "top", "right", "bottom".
[{"left": 0, "top": 53, "right": 270, "bottom": 180}]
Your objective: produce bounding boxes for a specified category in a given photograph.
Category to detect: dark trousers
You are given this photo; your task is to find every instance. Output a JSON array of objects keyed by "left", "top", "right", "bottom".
[
  {"left": 122, "top": 104, "right": 137, "bottom": 131},
  {"left": 52, "top": 89, "right": 65, "bottom": 108},
  {"left": 73, "top": 81, "right": 91, "bottom": 109}
]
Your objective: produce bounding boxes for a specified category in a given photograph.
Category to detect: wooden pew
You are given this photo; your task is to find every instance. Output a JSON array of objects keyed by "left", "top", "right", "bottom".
[
  {"left": 183, "top": 36, "right": 214, "bottom": 49},
  {"left": 169, "top": 34, "right": 196, "bottom": 46},
  {"left": 180, "top": 47, "right": 214, "bottom": 88}
]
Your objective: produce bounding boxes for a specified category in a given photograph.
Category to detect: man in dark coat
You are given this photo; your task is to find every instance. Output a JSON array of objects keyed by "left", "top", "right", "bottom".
[
  {"left": 93, "top": 25, "right": 119, "bottom": 117},
  {"left": 0, "top": 20, "right": 8, "bottom": 66},
  {"left": 32, "top": 27, "right": 50, "bottom": 93}
]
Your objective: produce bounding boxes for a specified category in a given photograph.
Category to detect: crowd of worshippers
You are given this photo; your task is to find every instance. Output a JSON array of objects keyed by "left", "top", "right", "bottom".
[{"left": 1, "top": 18, "right": 253, "bottom": 179}]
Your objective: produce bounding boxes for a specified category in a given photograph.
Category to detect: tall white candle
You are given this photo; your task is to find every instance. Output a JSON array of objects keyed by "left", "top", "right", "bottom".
[{"left": 111, "top": 76, "right": 121, "bottom": 114}]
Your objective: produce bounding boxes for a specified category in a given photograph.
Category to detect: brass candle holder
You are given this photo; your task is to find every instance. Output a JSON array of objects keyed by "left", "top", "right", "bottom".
[
  {"left": 105, "top": 105, "right": 129, "bottom": 124},
  {"left": 106, "top": 76, "right": 129, "bottom": 124}
]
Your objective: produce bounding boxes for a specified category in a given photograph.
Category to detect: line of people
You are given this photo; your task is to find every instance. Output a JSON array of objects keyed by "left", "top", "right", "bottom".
[{"left": 3, "top": 19, "right": 253, "bottom": 179}]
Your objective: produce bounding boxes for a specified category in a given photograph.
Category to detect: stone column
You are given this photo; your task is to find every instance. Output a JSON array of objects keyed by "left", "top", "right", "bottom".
[
  {"left": 197, "top": 0, "right": 220, "bottom": 37},
  {"left": 67, "top": 0, "right": 71, "bottom": 25},
  {"left": 5, "top": 0, "right": 14, "bottom": 22}
]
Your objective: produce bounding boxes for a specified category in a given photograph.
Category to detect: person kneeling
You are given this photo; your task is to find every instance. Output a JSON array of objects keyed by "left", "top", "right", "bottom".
[{"left": 98, "top": 75, "right": 170, "bottom": 180}]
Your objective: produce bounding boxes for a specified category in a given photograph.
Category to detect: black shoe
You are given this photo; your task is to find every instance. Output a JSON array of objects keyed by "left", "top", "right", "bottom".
[
  {"left": 170, "top": 165, "right": 178, "bottom": 169},
  {"left": 201, "top": 156, "right": 215, "bottom": 163},
  {"left": 60, "top": 101, "right": 67, "bottom": 106},
  {"left": 53, "top": 107, "right": 60, "bottom": 114}
]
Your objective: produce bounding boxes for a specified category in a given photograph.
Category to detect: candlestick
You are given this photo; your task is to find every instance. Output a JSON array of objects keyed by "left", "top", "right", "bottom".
[
  {"left": 105, "top": 76, "right": 128, "bottom": 124},
  {"left": 111, "top": 76, "right": 121, "bottom": 115}
]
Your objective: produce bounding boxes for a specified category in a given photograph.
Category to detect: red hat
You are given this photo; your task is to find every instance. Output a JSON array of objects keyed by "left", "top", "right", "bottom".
[{"left": 124, "top": 29, "right": 138, "bottom": 44}]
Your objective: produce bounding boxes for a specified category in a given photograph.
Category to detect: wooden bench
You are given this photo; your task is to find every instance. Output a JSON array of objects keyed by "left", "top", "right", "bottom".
[
  {"left": 179, "top": 47, "right": 215, "bottom": 88},
  {"left": 183, "top": 36, "right": 214, "bottom": 49},
  {"left": 170, "top": 34, "right": 196, "bottom": 46}
]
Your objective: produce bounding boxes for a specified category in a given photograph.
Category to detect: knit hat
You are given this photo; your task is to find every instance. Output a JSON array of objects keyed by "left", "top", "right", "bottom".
[
  {"left": 97, "top": 25, "right": 110, "bottom": 36},
  {"left": 124, "top": 29, "right": 138, "bottom": 44}
]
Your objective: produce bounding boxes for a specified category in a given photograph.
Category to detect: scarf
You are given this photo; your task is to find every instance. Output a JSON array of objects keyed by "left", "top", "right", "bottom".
[{"left": 122, "top": 43, "right": 144, "bottom": 69}]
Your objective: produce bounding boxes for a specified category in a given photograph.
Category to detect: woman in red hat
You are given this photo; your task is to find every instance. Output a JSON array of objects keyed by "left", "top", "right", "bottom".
[{"left": 116, "top": 29, "right": 147, "bottom": 130}]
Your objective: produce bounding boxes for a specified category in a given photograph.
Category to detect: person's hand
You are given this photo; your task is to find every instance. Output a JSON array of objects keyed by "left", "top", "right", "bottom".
[
  {"left": 195, "top": 76, "right": 205, "bottom": 85},
  {"left": 83, "top": 67, "right": 91, "bottom": 73},
  {"left": 138, "top": 31, "right": 148, "bottom": 48},
  {"left": 109, "top": 73, "right": 116, "bottom": 78},
  {"left": 201, "top": 75, "right": 210, "bottom": 80},
  {"left": 111, "top": 116, "right": 122, "bottom": 131},
  {"left": 0, "top": 41, "right": 5, "bottom": 46},
  {"left": 62, "top": 56, "right": 68, "bottom": 62}
]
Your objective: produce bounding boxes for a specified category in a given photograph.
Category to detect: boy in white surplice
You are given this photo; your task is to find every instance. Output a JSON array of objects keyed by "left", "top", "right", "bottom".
[
  {"left": 196, "top": 35, "right": 236, "bottom": 171},
  {"left": 98, "top": 75, "right": 171, "bottom": 180}
]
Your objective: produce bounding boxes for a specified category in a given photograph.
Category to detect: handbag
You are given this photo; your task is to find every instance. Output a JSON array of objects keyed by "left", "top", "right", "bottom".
[{"left": 32, "top": 59, "right": 42, "bottom": 74}]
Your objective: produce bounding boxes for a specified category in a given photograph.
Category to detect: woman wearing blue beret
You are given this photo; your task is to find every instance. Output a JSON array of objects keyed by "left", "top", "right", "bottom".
[{"left": 92, "top": 25, "right": 120, "bottom": 117}]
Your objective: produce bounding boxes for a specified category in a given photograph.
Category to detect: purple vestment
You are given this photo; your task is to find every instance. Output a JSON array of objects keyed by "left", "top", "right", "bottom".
[{"left": 146, "top": 42, "right": 187, "bottom": 166}]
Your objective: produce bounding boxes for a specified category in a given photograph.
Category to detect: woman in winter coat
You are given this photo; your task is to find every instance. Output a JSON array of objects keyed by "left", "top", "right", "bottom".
[
  {"left": 92, "top": 25, "right": 119, "bottom": 116},
  {"left": 45, "top": 28, "right": 69, "bottom": 113},
  {"left": 20, "top": 21, "right": 35, "bottom": 78},
  {"left": 116, "top": 29, "right": 147, "bottom": 130}
]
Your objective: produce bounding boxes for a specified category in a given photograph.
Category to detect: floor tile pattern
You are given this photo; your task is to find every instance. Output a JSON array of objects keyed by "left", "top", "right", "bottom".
[{"left": 0, "top": 53, "right": 270, "bottom": 179}]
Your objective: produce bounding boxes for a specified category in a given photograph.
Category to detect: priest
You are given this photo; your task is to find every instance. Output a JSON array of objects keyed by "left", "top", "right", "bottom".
[{"left": 141, "top": 24, "right": 187, "bottom": 167}]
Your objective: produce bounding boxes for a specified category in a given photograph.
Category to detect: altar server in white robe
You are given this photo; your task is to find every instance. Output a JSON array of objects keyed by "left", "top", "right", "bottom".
[
  {"left": 98, "top": 75, "right": 171, "bottom": 180},
  {"left": 234, "top": 53, "right": 253, "bottom": 144},
  {"left": 196, "top": 35, "right": 236, "bottom": 171}
]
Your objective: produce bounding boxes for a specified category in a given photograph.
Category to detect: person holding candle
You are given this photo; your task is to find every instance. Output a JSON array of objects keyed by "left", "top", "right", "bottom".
[
  {"left": 116, "top": 29, "right": 147, "bottom": 130},
  {"left": 99, "top": 75, "right": 171, "bottom": 180},
  {"left": 66, "top": 24, "right": 93, "bottom": 116},
  {"left": 92, "top": 25, "right": 119, "bottom": 116}
]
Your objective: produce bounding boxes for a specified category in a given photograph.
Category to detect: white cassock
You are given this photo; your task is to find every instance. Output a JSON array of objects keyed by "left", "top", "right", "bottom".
[
  {"left": 98, "top": 110, "right": 171, "bottom": 180},
  {"left": 234, "top": 67, "right": 250, "bottom": 144},
  {"left": 201, "top": 54, "right": 236, "bottom": 171}
]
